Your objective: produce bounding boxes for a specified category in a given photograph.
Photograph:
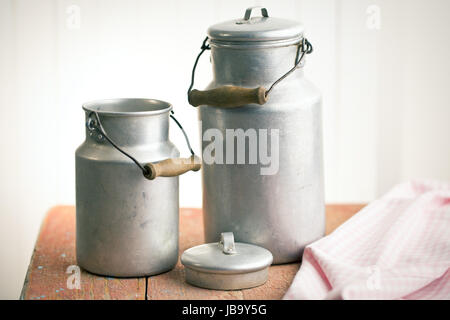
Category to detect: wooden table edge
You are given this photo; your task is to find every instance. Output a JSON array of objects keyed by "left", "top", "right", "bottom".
[{"left": 21, "top": 204, "right": 367, "bottom": 300}]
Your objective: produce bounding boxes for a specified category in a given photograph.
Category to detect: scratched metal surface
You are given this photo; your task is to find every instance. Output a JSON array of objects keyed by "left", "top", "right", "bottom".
[{"left": 21, "top": 204, "right": 365, "bottom": 300}]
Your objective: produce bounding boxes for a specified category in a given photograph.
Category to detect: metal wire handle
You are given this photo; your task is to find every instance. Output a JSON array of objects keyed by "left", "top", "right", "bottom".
[
  {"left": 87, "top": 110, "right": 196, "bottom": 177},
  {"left": 187, "top": 37, "right": 211, "bottom": 97},
  {"left": 187, "top": 37, "right": 313, "bottom": 100},
  {"left": 266, "top": 38, "right": 313, "bottom": 96}
]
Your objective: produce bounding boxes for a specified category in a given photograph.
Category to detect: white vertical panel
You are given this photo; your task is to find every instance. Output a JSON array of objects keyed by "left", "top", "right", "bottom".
[
  {"left": 298, "top": 0, "right": 339, "bottom": 202},
  {"left": 0, "top": 0, "right": 59, "bottom": 299},
  {"left": 335, "top": 0, "right": 380, "bottom": 202},
  {"left": 375, "top": 0, "right": 407, "bottom": 195},
  {"left": 400, "top": 0, "right": 450, "bottom": 182},
  {"left": 0, "top": 0, "right": 21, "bottom": 300}
]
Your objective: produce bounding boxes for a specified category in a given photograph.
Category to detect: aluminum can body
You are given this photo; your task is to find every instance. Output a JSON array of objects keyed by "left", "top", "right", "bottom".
[
  {"left": 76, "top": 99, "right": 179, "bottom": 276},
  {"left": 199, "top": 43, "right": 325, "bottom": 264}
]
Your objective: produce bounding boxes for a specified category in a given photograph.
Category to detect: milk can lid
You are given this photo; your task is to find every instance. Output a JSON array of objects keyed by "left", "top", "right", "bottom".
[
  {"left": 207, "top": 7, "right": 304, "bottom": 45},
  {"left": 181, "top": 232, "right": 273, "bottom": 290}
]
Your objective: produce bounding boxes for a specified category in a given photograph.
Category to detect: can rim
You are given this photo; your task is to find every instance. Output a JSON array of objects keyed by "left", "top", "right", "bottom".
[
  {"left": 208, "top": 37, "right": 302, "bottom": 49},
  {"left": 82, "top": 98, "right": 172, "bottom": 116}
]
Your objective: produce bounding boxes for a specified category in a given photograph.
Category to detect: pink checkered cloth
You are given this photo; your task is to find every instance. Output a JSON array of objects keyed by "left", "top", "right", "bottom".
[{"left": 284, "top": 181, "right": 450, "bottom": 300}]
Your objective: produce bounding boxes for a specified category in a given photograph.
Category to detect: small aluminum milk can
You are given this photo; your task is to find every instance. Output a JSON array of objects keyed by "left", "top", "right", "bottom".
[
  {"left": 76, "top": 98, "right": 200, "bottom": 277},
  {"left": 188, "top": 7, "right": 325, "bottom": 264}
]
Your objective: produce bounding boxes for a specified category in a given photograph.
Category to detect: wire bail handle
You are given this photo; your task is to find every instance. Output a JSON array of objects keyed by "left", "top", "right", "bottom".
[
  {"left": 86, "top": 110, "right": 200, "bottom": 180},
  {"left": 187, "top": 36, "right": 313, "bottom": 107}
]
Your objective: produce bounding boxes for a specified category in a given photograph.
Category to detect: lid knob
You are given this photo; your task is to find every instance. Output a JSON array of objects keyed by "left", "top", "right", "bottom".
[
  {"left": 236, "top": 6, "right": 269, "bottom": 25},
  {"left": 244, "top": 6, "right": 269, "bottom": 20},
  {"left": 219, "top": 232, "right": 237, "bottom": 254},
  {"left": 208, "top": 6, "right": 304, "bottom": 44}
]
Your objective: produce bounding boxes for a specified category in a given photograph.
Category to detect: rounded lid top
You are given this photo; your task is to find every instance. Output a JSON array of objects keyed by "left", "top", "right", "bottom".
[
  {"left": 181, "top": 232, "right": 273, "bottom": 275},
  {"left": 207, "top": 7, "right": 304, "bottom": 45}
]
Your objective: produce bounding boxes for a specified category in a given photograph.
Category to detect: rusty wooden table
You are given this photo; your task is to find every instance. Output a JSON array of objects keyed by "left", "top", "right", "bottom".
[{"left": 21, "top": 204, "right": 365, "bottom": 300}]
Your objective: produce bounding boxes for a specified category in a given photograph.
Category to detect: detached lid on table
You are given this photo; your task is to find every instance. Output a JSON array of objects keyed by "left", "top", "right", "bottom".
[
  {"left": 181, "top": 232, "right": 273, "bottom": 290},
  {"left": 207, "top": 6, "right": 304, "bottom": 46}
]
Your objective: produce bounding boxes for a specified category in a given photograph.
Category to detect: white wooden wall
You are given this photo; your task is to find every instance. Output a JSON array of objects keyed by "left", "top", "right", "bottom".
[{"left": 1, "top": 0, "right": 449, "bottom": 298}]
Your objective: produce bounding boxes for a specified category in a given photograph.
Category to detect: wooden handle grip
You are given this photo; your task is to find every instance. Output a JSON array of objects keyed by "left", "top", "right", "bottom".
[
  {"left": 144, "top": 155, "right": 201, "bottom": 180},
  {"left": 188, "top": 86, "right": 268, "bottom": 108}
]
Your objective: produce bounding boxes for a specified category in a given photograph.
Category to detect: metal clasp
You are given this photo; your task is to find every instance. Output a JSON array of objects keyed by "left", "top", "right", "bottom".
[
  {"left": 219, "top": 232, "right": 237, "bottom": 255},
  {"left": 86, "top": 114, "right": 104, "bottom": 141}
]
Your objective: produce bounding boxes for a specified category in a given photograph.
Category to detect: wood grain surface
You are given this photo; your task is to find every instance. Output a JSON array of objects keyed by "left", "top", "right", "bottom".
[
  {"left": 21, "top": 204, "right": 365, "bottom": 300},
  {"left": 188, "top": 86, "right": 267, "bottom": 107}
]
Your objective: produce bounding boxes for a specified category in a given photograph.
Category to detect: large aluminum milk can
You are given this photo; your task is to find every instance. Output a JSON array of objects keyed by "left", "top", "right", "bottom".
[
  {"left": 188, "top": 7, "right": 325, "bottom": 264},
  {"left": 76, "top": 98, "right": 200, "bottom": 277}
]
